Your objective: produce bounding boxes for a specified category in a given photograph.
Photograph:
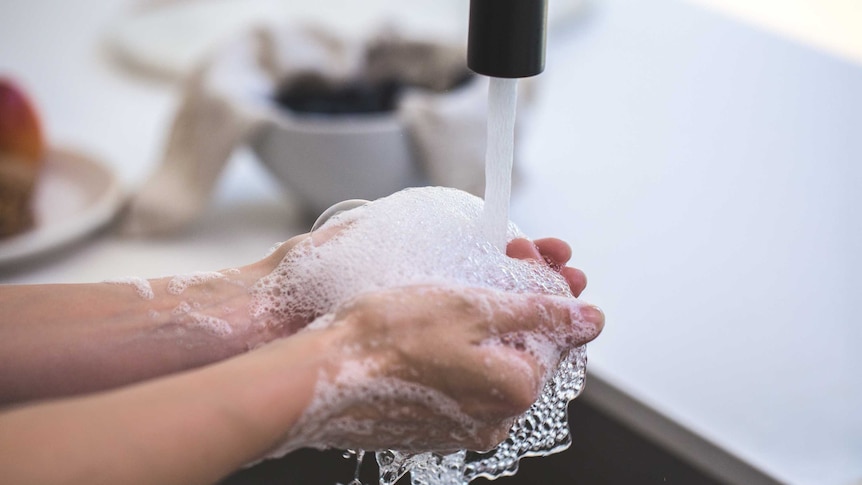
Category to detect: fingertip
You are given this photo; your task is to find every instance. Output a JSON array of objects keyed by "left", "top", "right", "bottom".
[
  {"left": 544, "top": 296, "right": 605, "bottom": 345},
  {"left": 579, "top": 304, "right": 605, "bottom": 337},
  {"left": 561, "top": 266, "right": 587, "bottom": 297},
  {"left": 506, "top": 238, "right": 542, "bottom": 261},
  {"left": 534, "top": 238, "right": 572, "bottom": 265}
]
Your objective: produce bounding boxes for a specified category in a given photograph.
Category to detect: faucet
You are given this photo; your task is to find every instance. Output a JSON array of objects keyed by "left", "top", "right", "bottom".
[{"left": 467, "top": 0, "right": 548, "bottom": 78}]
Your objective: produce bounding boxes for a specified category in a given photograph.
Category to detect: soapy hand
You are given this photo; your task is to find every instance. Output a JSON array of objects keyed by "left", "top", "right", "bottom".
[
  {"left": 287, "top": 285, "right": 603, "bottom": 453},
  {"left": 275, "top": 236, "right": 603, "bottom": 453}
]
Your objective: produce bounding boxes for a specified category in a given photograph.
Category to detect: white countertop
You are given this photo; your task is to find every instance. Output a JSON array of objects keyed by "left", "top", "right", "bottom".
[
  {"left": 1, "top": 1, "right": 860, "bottom": 484},
  {"left": 512, "top": 1, "right": 862, "bottom": 483}
]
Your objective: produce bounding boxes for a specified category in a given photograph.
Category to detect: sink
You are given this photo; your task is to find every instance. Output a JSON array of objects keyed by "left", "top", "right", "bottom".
[{"left": 220, "top": 389, "right": 725, "bottom": 485}]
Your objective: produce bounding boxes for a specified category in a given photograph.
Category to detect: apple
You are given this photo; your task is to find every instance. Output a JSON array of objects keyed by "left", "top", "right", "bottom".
[
  {"left": 0, "top": 78, "right": 45, "bottom": 237},
  {"left": 0, "top": 78, "right": 44, "bottom": 164}
]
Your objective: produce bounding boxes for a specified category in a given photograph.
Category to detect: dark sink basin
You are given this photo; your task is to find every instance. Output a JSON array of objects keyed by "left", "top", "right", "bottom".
[{"left": 220, "top": 389, "right": 726, "bottom": 485}]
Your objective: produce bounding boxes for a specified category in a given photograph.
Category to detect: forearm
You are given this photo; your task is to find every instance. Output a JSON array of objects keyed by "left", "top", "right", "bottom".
[
  {"left": 0, "top": 328, "right": 332, "bottom": 485},
  {"left": 0, "top": 260, "right": 282, "bottom": 404}
]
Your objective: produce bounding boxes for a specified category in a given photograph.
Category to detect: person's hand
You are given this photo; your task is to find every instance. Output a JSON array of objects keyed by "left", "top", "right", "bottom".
[{"left": 278, "top": 232, "right": 604, "bottom": 453}]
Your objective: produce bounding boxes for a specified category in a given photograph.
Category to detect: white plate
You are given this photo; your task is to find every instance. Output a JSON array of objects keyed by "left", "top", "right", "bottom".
[
  {"left": 106, "top": 0, "right": 587, "bottom": 80},
  {"left": 0, "top": 148, "right": 125, "bottom": 266}
]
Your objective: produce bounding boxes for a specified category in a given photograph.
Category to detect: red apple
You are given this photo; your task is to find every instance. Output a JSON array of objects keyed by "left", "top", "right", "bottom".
[
  {"left": 0, "top": 78, "right": 44, "bottom": 165},
  {"left": 0, "top": 78, "right": 45, "bottom": 236}
]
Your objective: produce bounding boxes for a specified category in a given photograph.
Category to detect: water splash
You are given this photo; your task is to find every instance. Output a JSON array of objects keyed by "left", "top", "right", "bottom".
[{"left": 376, "top": 347, "right": 587, "bottom": 484}]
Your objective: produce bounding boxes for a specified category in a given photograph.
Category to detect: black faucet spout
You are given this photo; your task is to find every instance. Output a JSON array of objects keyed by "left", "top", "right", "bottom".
[{"left": 467, "top": 0, "right": 548, "bottom": 78}]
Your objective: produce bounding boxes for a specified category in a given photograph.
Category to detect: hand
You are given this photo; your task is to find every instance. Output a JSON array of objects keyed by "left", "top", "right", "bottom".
[{"left": 282, "top": 270, "right": 603, "bottom": 453}]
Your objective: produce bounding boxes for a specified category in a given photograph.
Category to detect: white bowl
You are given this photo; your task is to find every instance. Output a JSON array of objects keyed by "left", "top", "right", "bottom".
[{"left": 251, "top": 106, "right": 426, "bottom": 217}]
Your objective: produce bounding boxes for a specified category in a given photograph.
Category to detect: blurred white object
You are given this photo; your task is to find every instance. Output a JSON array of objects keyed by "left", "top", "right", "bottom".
[
  {"left": 253, "top": 109, "right": 422, "bottom": 217},
  {"left": 105, "top": 0, "right": 587, "bottom": 80},
  {"left": 121, "top": 25, "right": 519, "bottom": 235},
  {"left": 0, "top": 148, "right": 124, "bottom": 267}
]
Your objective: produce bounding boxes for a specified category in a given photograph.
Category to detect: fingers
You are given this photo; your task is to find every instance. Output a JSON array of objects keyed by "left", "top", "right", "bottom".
[
  {"left": 472, "top": 288, "right": 604, "bottom": 348},
  {"left": 533, "top": 238, "right": 572, "bottom": 267},
  {"left": 561, "top": 266, "right": 587, "bottom": 297},
  {"left": 506, "top": 238, "right": 543, "bottom": 261},
  {"left": 502, "top": 238, "right": 605, "bottom": 345},
  {"left": 506, "top": 237, "right": 571, "bottom": 267},
  {"left": 507, "top": 238, "right": 587, "bottom": 297},
  {"left": 467, "top": 288, "right": 602, "bottom": 415}
]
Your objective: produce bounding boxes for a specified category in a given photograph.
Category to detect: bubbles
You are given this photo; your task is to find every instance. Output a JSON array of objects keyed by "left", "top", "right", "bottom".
[
  {"left": 167, "top": 271, "right": 226, "bottom": 295},
  {"left": 104, "top": 277, "right": 154, "bottom": 300},
  {"left": 186, "top": 312, "right": 233, "bottom": 337},
  {"left": 250, "top": 187, "right": 572, "bottom": 330},
  {"left": 170, "top": 300, "right": 232, "bottom": 337}
]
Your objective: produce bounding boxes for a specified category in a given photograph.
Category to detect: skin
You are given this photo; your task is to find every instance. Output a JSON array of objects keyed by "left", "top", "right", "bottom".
[{"left": 0, "top": 234, "right": 603, "bottom": 485}]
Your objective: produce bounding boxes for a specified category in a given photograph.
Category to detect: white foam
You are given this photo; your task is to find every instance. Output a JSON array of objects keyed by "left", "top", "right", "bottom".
[
  {"left": 169, "top": 300, "right": 233, "bottom": 337},
  {"left": 172, "top": 301, "right": 192, "bottom": 315},
  {"left": 250, "top": 187, "right": 572, "bottom": 329},
  {"left": 187, "top": 311, "right": 233, "bottom": 337},
  {"left": 104, "top": 277, "right": 154, "bottom": 300},
  {"left": 167, "top": 271, "right": 226, "bottom": 295}
]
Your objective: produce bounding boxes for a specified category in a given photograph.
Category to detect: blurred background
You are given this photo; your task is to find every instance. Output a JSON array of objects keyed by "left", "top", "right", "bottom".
[{"left": 1, "top": 0, "right": 860, "bottom": 484}]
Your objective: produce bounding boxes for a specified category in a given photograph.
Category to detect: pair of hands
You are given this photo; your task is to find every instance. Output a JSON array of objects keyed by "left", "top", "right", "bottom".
[
  {"left": 260, "top": 234, "right": 604, "bottom": 453},
  {"left": 0, "top": 225, "right": 602, "bottom": 485}
]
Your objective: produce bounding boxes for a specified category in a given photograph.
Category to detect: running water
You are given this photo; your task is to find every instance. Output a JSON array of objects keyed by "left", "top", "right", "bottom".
[{"left": 481, "top": 77, "right": 519, "bottom": 251}]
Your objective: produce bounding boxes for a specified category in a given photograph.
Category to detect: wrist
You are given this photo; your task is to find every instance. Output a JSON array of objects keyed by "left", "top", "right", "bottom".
[
  {"left": 134, "top": 232, "right": 312, "bottom": 363},
  {"left": 233, "top": 234, "right": 316, "bottom": 342},
  {"left": 142, "top": 267, "right": 271, "bottom": 357},
  {"left": 219, "top": 326, "right": 344, "bottom": 459}
]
